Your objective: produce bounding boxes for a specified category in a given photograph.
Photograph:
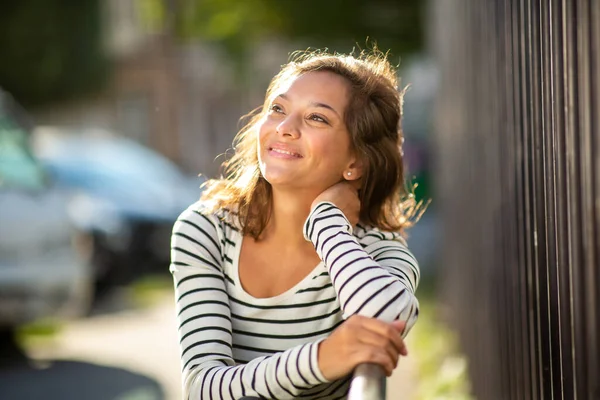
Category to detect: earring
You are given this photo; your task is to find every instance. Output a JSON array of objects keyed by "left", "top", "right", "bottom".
[{"left": 346, "top": 171, "right": 352, "bottom": 177}]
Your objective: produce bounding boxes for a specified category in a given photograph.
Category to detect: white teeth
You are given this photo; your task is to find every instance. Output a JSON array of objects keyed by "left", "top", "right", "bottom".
[{"left": 272, "top": 148, "right": 298, "bottom": 156}]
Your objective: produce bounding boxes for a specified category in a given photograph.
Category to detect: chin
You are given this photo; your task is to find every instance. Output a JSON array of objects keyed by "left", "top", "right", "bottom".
[
  {"left": 262, "top": 174, "right": 296, "bottom": 187},
  {"left": 260, "top": 164, "right": 293, "bottom": 183}
]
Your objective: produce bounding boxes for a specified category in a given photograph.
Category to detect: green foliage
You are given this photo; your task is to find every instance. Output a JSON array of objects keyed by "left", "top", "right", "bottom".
[
  {"left": 130, "top": 274, "right": 174, "bottom": 308},
  {"left": 0, "top": 0, "right": 109, "bottom": 107},
  {"left": 269, "top": 0, "right": 423, "bottom": 55},
  {"left": 176, "top": 0, "right": 282, "bottom": 58},
  {"left": 0, "top": 0, "right": 422, "bottom": 106},
  {"left": 172, "top": 0, "right": 423, "bottom": 63},
  {"left": 16, "top": 319, "right": 62, "bottom": 350},
  {"left": 411, "top": 281, "right": 474, "bottom": 399},
  {"left": 137, "top": 0, "right": 167, "bottom": 34}
]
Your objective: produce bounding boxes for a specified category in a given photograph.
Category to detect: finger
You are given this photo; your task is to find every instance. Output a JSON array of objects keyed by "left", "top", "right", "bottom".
[
  {"left": 391, "top": 320, "right": 409, "bottom": 355},
  {"left": 361, "top": 318, "right": 408, "bottom": 356},
  {"left": 357, "top": 329, "right": 399, "bottom": 367},
  {"left": 392, "top": 320, "right": 407, "bottom": 333},
  {"left": 352, "top": 346, "right": 395, "bottom": 377}
]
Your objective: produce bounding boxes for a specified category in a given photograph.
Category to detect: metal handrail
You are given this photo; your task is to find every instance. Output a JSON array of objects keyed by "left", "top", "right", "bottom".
[{"left": 347, "top": 364, "right": 387, "bottom": 400}]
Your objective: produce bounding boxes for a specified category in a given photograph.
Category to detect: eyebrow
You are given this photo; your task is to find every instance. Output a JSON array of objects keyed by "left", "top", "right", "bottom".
[{"left": 276, "top": 94, "right": 341, "bottom": 118}]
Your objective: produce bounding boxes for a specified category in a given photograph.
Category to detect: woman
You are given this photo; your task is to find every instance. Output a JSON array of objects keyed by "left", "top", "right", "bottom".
[{"left": 171, "top": 49, "right": 422, "bottom": 399}]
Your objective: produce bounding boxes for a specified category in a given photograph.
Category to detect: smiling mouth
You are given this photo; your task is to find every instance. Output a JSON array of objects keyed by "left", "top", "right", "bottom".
[{"left": 269, "top": 147, "right": 303, "bottom": 158}]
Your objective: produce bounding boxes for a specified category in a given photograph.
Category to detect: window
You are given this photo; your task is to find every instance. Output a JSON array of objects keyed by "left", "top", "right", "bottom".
[{"left": 0, "top": 117, "right": 45, "bottom": 190}]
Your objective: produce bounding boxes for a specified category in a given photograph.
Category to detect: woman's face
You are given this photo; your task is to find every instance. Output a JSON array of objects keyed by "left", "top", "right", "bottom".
[{"left": 257, "top": 71, "right": 357, "bottom": 193}]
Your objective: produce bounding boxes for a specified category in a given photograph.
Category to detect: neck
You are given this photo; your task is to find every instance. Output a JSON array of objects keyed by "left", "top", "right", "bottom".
[{"left": 261, "top": 186, "right": 319, "bottom": 247}]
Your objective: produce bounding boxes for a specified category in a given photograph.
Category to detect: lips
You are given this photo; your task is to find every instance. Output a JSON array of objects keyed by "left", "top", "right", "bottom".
[{"left": 267, "top": 143, "right": 303, "bottom": 158}]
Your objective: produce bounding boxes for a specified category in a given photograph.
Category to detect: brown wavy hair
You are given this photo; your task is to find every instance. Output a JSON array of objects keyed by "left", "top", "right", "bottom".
[{"left": 201, "top": 49, "right": 425, "bottom": 239}]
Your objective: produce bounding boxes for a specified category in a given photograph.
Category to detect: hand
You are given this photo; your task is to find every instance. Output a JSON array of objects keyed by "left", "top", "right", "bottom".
[
  {"left": 311, "top": 181, "right": 361, "bottom": 226},
  {"left": 317, "top": 315, "right": 408, "bottom": 381}
]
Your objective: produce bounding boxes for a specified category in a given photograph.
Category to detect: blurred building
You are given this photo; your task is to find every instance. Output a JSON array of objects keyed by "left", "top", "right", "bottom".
[{"left": 31, "top": 0, "right": 295, "bottom": 179}]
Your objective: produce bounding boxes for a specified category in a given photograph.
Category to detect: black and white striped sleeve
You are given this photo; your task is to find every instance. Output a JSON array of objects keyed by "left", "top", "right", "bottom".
[
  {"left": 303, "top": 202, "right": 420, "bottom": 335},
  {"left": 171, "top": 205, "right": 328, "bottom": 399}
]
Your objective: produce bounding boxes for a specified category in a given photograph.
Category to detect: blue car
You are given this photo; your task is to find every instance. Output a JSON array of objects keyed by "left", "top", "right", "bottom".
[
  {"left": 0, "top": 90, "right": 94, "bottom": 328},
  {"left": 32, "top": 129, "right": 203, "bottom": 292}
]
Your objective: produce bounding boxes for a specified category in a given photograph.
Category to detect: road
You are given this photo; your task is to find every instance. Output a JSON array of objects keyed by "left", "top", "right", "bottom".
[{"left": 0, "top": 291, "right": 418, "bottom": 400}]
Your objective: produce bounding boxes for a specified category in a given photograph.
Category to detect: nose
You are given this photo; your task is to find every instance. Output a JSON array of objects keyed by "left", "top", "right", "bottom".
[{"left": 276, "top": 114, "right": 300, "bottom": 139}]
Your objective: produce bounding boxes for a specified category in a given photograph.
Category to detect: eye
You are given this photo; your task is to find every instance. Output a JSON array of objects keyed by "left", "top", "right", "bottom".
[
  {"left": 308, "top": 113, "right": 328, "bottom": 124},
  {"left": 269, "top": 104, "right": 284, "bottom": 114}
]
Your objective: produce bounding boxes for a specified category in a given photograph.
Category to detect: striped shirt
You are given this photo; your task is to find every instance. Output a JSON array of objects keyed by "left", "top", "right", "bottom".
[{"left": 170, "top": 201, "right": 420, "bottom": 399}]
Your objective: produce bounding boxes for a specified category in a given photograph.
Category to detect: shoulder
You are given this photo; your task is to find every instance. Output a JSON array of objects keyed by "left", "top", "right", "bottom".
[
  {"left": 175, "top": 200, "right": 218, "bottom": 228},
  {"left": 174, "top": 200, "right": 240, "bottom": 236}
]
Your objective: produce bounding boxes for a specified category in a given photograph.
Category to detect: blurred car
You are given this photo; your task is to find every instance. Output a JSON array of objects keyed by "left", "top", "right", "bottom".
[
  {"left": 32, "top": 128, "right": 203, "bottom": 293},
  {"left": 0, "top": 90, "right": 94, "bottom": 327}
]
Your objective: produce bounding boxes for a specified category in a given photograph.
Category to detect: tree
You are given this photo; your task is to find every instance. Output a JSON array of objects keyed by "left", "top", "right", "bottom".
[
  {"left": 0, "top": 0, "right": 108, "bottom": 107},
  {"left": 173, "top": 0, "right": 423, "bottom": 63}
]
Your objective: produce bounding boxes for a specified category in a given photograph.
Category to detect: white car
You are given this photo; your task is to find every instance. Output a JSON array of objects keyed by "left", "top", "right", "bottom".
[{"left": 0, "top": 91, "right": 94, "bottom": 327}]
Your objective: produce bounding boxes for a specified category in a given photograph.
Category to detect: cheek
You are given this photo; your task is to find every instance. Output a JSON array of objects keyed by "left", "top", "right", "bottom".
[
  {"left": 257, "top": 120, "right": 272, "bottom": 152},
  {"left": 310, "top": 134, "right": 352, "bottom": 170},
  {"left": 312, "top": 140, "right": 349, "bottom": 184},
  {"left": 311, "top": 131, "right": 343, "bottom": 153},
  {"left": 257, "top": 120, "right": 268, "bottom": 143}
]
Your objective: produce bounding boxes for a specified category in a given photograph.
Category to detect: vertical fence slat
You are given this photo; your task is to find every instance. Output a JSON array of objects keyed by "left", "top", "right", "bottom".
[
  {"left": 431, "top": 0, "right": 599, "bottom": 398},
  {"left": 591, "top": 3, "right": 600, "bottom": 396}
]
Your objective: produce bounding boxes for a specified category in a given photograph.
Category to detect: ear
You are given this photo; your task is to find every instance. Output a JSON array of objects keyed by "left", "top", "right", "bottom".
[{"left": 343, "top": 159, "right": 364, "bottom": 182}]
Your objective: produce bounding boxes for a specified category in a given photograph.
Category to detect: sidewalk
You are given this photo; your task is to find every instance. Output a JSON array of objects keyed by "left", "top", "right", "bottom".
[{"left": 386, "top": 334, "right": 419, "bottom": 400}]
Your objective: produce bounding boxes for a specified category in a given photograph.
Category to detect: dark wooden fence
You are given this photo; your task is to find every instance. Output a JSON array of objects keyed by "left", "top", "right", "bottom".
[{"left": 430, "top": 0, "right": 599, "bottom": 398}]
